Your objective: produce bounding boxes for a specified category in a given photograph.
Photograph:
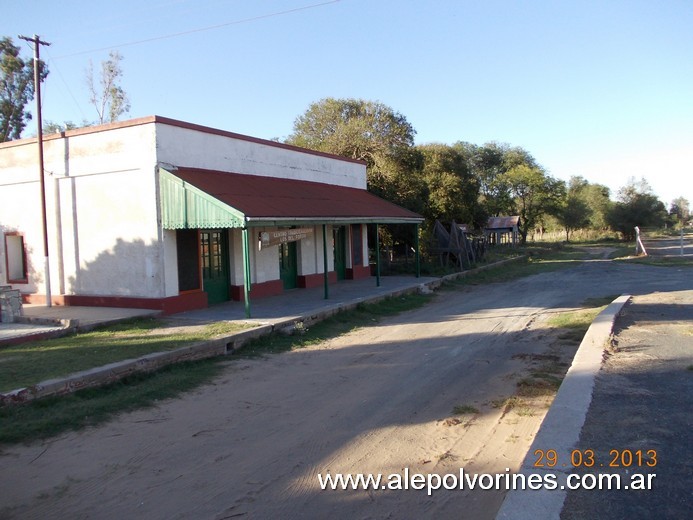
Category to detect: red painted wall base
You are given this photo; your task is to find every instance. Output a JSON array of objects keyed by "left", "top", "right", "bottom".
[
  {"left": 231, "top": 279, "right": 284, "bottom": 302},
  {"left": 298, "top": 271, "right": 338, "bottom": 288},
  {"left": 22, "top": 291, "right": 209, "bottom": 315},
  {"left": 347, "top": 265, "right": 372, "bottom": 280}
]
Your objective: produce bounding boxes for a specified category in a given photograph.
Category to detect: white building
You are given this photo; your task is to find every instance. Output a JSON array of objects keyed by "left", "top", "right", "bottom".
[{"left": 0, "top": 116, "right": 422, "bottom": 315}]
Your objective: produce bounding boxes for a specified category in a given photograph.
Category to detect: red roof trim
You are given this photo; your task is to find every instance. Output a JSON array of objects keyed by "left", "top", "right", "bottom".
[{"left": 171, "top": 167, "right": 423, "bottom": 223}]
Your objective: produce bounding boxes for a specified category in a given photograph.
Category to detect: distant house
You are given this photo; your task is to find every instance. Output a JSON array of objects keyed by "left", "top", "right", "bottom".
[
  {"left": 485, "top": 216, "right": 520, "bottom": 246},
  {"left": 0, "top": 116, "right": 423, "bottom": 314}
]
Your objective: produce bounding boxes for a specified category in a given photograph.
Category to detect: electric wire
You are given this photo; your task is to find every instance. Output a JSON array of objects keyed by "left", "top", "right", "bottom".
[{"left": 51, "top": 0, "right": 341, "bottom": 60}]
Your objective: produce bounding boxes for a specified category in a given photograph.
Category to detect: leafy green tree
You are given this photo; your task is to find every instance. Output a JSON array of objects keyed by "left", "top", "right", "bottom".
[
  {"left": 0, "top": 36, "right": 49, "bottom": 141},
  {"left": 460, "top": 141, "right": 540, "bottom": 218},
  {"left": 86, "top": 50, "right": 130, "bottom": 124},
  {"left": 557, "top": 195, "right": 590, "bottom": 242},
  {"left": 417, "top": 143, "right": 480, "bottom": 225},
  {"left": 286, "top": 97, "right": 426, "bottom": 212},
  {"left": 607, "top": 178, "right": 667, "bottom": 240},
  {"left": 501, "top": 165, "right": 565, "bottom": 243},
  {"left": 669, "top": 197, "right": 690, "bottom": 228},
  {"left": 556, "top": 176, "right": 612, "bottom": 239},
  {"left": 579, "top": 181, "right": 612, "bottom": 230}
]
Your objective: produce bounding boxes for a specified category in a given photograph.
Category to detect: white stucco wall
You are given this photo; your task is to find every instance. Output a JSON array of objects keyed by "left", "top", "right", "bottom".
[
  {"left": 0, "top": 117, "right": 372, "bottom": 304},
  {"left": 0, "top": 123, "right": 162, "bottom": 298},
  {"left": 155, "top": 122, "right": 367, "bottom": 189}
]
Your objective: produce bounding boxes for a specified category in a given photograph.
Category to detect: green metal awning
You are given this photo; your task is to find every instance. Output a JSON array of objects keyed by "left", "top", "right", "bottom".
[{"left": 159, "top": 168, "right": 245, "bottom": 229}]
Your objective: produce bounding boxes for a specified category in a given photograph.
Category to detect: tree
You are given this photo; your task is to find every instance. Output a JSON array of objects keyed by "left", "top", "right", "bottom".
[
  {"left": 579, "top": 181, "right": 612, "bottom": 230},
  {"left": 555, "top": 176, "right": 612, "bottom": 240},
  {"left": 501, "top": 165, "right": 565, "bottom": 244},
  {"left": 43, "top": 120, "right": 80, "bottom": 134},
  {"left": 557, "top": 194, "right": 591, "bottom": 242},
  {"left": 286, "top": 97, "right": 426, "bottom": 211},
  {"left": 460, "top": 141, "right": 540, "bottom": 218},
  {"left": 0, "top": 36, "right": 49, "bottom": 141},
  {"left": 607, "top": 177, "right": 667, "bottom": 240},
  {"left": 86, "top": 50, "right": 130, "bottom": 124},
  {"left": 670, "top": 197, "right": 690, "bottom": 228},
  {"left": 417, "top": 143, "right": 480, "bottom": 225}
]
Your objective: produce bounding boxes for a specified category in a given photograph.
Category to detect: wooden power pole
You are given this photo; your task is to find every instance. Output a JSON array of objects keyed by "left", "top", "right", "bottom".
[{"left": 18, "top": 34, "right": 52, "bottom": 307}]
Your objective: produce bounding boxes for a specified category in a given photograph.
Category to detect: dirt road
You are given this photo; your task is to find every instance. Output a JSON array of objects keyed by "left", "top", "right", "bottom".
[{"left": 1, "top": 256, "right": 691, "bottom": 519}]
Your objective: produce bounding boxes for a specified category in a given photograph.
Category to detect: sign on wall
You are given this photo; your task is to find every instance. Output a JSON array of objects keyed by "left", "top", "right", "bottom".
[{"left": 259, "top": 228, "right": 313, "bottom": 250}]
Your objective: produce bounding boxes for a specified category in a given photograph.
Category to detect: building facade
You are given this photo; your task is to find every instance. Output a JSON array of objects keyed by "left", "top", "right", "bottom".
[{"left": 0, "top": 116, "right": 422, "bottom": 314}]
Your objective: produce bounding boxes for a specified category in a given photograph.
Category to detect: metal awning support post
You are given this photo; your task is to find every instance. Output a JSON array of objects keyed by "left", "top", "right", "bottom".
[
  {"left": 322, "top": 224, "right": 329, "bottom": 299},
  {"left": 375, "top": 223, "right": 381, "bottom": 287},
  {"left": 242, "top": 227, "right": 251, "bottom": 318},
  {"left": 415, "top": 223, "right": 420, "bottom": 278}
]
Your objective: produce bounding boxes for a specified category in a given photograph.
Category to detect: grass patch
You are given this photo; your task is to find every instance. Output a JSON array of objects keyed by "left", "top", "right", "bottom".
[
  {"left": 517, "top": 374, "right": 562, "bottom": 397},
  {"left": 0, "top": 357, "right": 226, "bottom": 445},
  {"left": 582, "top": 295, "right": 619, "bottom": 308},
  {"left": 0, "top": 293, "right": 432, "bottom": 445},
  {"left": 546, "top": 306, "right": 605, "bottom": 344},
  {"left": 0, "top": 318, "right": 253, "bottom": 392},
  {"left": 452, "top": 404, "right": 479, "bottom": 415},
  {"left": 235, "top": 293, "right": 433, "bottom": 358}
]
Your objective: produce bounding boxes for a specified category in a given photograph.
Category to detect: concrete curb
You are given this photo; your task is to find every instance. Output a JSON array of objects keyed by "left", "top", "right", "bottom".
[
  {"left": 495, "top": 294, "right": 632, "bottom": 520},
  {"left": 0, "top": 255, "right": 527, "bottom": 406}
]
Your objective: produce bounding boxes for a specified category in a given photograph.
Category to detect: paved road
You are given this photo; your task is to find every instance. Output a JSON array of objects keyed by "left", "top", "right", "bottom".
[
  {"left": 1, "top": 257, "right": 691, "bottom": 519},
  {"left": 561, "top": 289, "right": 692, "bottom": 519}
]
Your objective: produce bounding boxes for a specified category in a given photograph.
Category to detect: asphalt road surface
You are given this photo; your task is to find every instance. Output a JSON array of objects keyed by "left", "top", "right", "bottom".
[{"left": 1, "top": 254, "right": 691, "bottom": 519}]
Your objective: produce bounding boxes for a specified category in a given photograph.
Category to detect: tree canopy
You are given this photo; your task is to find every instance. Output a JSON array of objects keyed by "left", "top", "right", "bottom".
[
  {"left": 0, "top": 37, "right": 48, "bottom": 141},
  {"left": 607, "top": 178, "right": 667, "bottom": 240},
  {"left": 286, "top": 97, "right": 426, "bottom": 212},
  {"left": 417, "top": 143, "right": 481, "bottom": 225},
  {"left": 501, "top": 164, "right": 565, "bottom": 243}
]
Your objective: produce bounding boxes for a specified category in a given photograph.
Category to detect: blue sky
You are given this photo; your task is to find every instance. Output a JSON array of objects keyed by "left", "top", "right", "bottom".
[{"left": 6, "top": 0, "right": 692, "bottom": 205}]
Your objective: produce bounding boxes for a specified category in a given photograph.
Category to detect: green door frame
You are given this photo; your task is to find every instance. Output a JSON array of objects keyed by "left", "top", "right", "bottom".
[
  {"left": 200, "top": 230, "right": 230, "bottom": 304},
  {"left": 279, "top": 241, "right": 298, "bottom": 289},
  {"left": 333, "top": 225, "right": 347, "bottom": 280}
]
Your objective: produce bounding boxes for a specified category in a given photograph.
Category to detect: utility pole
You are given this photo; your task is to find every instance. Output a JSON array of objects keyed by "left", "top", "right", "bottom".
[{"left": 18, "top": 34, "right": 52, "bottom": 307}]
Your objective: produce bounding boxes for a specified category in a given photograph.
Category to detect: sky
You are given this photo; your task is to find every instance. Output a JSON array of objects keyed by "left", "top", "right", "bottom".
[{"left": 5, "top": 0, "right": 693, "bottom": 205}]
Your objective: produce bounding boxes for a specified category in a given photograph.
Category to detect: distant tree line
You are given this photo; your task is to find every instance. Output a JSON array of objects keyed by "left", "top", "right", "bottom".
[{"left": 286, "top": 98, "right": 687, "bottom": 246}]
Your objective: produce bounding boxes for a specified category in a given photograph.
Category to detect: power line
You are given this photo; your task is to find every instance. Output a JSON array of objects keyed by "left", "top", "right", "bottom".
[
  {"left": 44, "top": 47, "right": 89, "bottom": 122},
  {"left": 52, "top": 0, "right": 341, "bottom": 59}
]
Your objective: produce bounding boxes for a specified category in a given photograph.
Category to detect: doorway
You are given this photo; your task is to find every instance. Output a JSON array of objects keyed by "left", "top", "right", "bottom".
[
  {"left": 333, "top": 226, "right": 347, "bottom": 280},
  {"left": 201, "top": 230, "right": 229, "bottom": 304},
  {"left": 279, "top": 241, "right": 298, "bottom": 290}
]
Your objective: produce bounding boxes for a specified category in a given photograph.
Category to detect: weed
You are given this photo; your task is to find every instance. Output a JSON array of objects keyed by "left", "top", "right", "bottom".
[{"left": 452, "top": 404, "right": 479, "bottom": 415}]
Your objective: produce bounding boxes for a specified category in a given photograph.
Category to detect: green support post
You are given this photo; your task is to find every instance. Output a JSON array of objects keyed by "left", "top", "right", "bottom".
[
  {"left": 323, "top": 224, "right": 329, "bottom": 299},
  {"left": 242, "top": 227, "right": 251, "bottom": 318},
  {"left": 375, "top": 223, "right": 381, "bottom": 287},
  {"left": 415, "top": 223, "right": 420, "bottom": 278}
]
